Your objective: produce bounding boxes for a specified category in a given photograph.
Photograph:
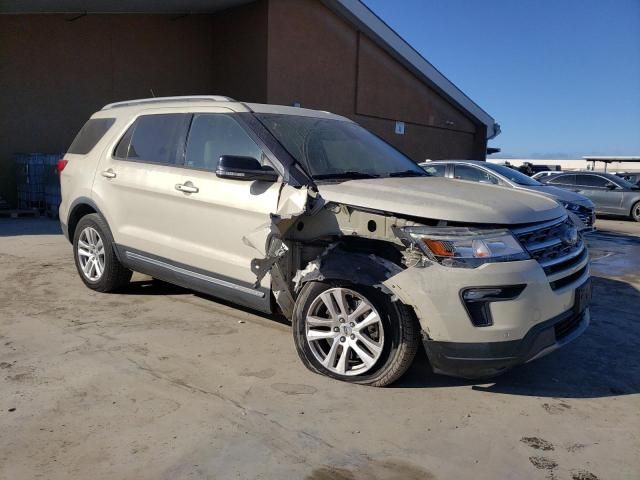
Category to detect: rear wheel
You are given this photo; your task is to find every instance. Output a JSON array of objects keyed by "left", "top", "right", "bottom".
[
  {"left": 73, "top": 214, "right": 132, "bottom": 292},
  {"left": 631, "top": 201, "right": 640, "bottom": 222},
  {"left": 293, "top": 281, "right": 420, "bottom": 386}
]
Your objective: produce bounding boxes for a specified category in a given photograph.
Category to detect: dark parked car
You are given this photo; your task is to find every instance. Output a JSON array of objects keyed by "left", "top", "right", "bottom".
[
  {"left": 540, "top": 171, "right": 640, "bottom": 222},
  {"left": 421, "top": 160, "right": 596, "bottom": 229}
]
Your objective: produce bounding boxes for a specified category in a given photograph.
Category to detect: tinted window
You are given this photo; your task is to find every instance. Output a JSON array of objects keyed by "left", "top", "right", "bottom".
[
  {"left": 255, "top": 114, "right": 426, "bottom": 179},
  {"left": 482, "top": 163, "right": 541, "bottom": 186},
  {"left": 453, "top": 165, "right": 499, "bottom": 184},
  {"left": 576, "top": 174, "right": 609, "bottom": 188},
  {"left": 185, "top": 114, "right": 264, "bottom": 170},
  {"left": 548, "top": 174, "right": 576, "bottom": 186},
  {"left": 68, "top": 118, "right": 115, "bottom": 154},
  {"left": 114, "top": 114, "right": 187, "bottom": 164},
  {"left": 423, "top": 164, "right": 446, "bottom": 177}
]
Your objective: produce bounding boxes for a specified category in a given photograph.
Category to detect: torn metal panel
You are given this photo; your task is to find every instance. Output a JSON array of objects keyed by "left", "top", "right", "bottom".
[{"left": 294, "top": 244, "right": 404, "bottom": 297}]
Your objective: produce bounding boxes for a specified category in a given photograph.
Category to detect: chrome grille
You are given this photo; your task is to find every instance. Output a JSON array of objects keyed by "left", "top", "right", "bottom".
[
  {"left": 565, "top": 203, "right": 595, "bottom": 228},
  {"left": 512, "top": 217, "right": 589, "bottom": 290}
]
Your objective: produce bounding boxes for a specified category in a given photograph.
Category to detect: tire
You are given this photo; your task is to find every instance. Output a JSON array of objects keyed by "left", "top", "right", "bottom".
[
  {"left": 292, "top": 281, "right": 420, "bottom": 387},
  {"left": 631, "top": 201, "right": 640, "bottom": 222},
  {"left": 73, "top": 213, "right": 132, "bottom": 292}
]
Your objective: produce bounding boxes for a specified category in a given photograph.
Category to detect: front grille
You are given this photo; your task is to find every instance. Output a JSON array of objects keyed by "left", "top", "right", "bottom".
[
  {"left": 565, "top": 204, "right": 595, "bottom": 228},
  {"left": 512, "top": 217, "right": 589, "bottom": 290}
]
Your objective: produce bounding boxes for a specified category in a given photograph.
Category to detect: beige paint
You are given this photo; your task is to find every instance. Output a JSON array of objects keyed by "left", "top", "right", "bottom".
[{"left": 316, "top": 176, "right": 564, "bottom": 225}]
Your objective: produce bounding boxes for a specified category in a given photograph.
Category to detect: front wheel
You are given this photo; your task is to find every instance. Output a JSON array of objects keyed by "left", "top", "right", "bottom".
[
  {"left": 292, "top": 282, "right": 420, "bottom": 387},
  {"left": 631, "top": 201, "right": 640, "bottom": 222}
]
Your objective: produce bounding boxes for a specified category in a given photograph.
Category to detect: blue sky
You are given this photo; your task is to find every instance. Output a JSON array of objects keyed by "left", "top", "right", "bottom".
[{"left": 363, "top": 0, "right": 640, "bottom": 159}]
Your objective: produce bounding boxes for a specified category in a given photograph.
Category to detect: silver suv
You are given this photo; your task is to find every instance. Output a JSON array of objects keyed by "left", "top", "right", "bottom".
[{"left": 59, "top": 96, "right": 591, "bottom": 386}]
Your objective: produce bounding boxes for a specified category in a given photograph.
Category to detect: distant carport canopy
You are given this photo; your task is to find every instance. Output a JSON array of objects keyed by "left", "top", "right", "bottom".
[{"left": 583, "top": 156, "right": 640, "bottom": 172}]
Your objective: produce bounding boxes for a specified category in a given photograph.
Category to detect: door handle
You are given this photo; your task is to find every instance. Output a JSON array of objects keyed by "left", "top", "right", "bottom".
[
  {"left": 175, "top": 181, "right": 199, "bottom": 194},
  {"left": 101, "top": 169, "right": 117, "bottom": 179}
]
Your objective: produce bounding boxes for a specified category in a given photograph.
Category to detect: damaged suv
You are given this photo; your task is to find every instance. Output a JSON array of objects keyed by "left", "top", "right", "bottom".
[{"left": 60, "top": 96, "right": 591, "bottom": 386}]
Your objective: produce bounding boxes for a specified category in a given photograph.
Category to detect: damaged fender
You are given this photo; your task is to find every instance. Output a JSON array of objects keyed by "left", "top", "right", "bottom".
[{"left": 294, "top": 244, "right": 403, "bottom": 297}]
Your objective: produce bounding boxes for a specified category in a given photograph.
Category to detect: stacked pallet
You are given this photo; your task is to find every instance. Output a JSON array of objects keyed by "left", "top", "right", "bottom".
[{"left": 15, "top": 153, "right": 63, "bottom": 218}]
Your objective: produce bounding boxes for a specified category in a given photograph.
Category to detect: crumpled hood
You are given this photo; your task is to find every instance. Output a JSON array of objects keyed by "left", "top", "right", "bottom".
[
  {"left": 317, "top": 177, "right": 566, "bottom": 225},
  {"left": 518, "top": 184, "right": 594, "bottom": 207}
]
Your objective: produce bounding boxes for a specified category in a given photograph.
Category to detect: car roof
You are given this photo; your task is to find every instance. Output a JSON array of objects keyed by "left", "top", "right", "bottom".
[
  {"left": 93, "top": 96, "right": 351, "bottom": 122},
  {"left": 420, "top": 160, "right": 483, "bottom": 165}
]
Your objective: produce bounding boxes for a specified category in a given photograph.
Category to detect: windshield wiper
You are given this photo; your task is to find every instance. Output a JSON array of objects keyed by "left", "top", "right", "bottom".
[
  {"left": 388, "top": 170, "right": 429, "bottom": 177},
  {"left": 314, "top": 171, "right": 380, "bottom": 180}
]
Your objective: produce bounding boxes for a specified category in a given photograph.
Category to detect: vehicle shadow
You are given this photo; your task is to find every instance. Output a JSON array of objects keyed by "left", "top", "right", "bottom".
[
  {"left": 0, "top": 217, "right": 62, "bottom": 236},
  {"left": 120, "top": 278, "right": 291, "bottom": 326},
  {"left": 395, "top": 275, "right": 640, "bottom": 399}
]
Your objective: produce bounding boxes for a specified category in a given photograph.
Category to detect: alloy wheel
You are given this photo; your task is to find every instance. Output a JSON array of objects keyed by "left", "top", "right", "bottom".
[
  {"left": 305, "top": 287, "right": 385, "bottom": 376},
  {"left": 77, "top": 226, "right": 105, "bottom": 281}
]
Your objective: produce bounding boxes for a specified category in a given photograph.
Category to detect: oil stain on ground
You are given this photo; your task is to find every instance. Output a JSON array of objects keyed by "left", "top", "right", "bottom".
[{"left": 307, "top": 459, "right": 434, "bottom": 480}]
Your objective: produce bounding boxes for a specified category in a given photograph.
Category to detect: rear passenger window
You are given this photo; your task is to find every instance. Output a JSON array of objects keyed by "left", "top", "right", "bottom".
[
  {"left": 549, "top": 174, "right": 575, "bottom": 186},
  {"left": 184, "top": 114, "right": 264, "bottom": 170},
  {"left": 576, "top": 175, "right": 608, "bottom": 187},
  {"left": 68, "top": 118, "right": 115, "bottom": 154},
  {"left": 114, "top": 114, "right": 188, "bottom": 164}
]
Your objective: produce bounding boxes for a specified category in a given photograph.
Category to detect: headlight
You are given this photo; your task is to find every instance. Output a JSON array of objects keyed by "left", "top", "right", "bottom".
[
  {"left": 394, "top": 226, "right": 529, "bottom": 268},
  {"left": 561, "top": 201, "right": 581, "bottom": 212}
]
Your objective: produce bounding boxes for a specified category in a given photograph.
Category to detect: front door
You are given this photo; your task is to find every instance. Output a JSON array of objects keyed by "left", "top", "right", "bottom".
[{"left": 574, "top": 174, "right": 623, "bottom": 214}]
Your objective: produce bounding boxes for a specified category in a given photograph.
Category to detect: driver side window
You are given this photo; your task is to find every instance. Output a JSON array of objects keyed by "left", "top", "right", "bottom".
[{"left": 184, "top": 114, "right": 266, "bottom": 171}]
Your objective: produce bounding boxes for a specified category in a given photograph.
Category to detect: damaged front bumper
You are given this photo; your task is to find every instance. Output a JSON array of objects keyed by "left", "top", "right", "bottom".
[{"left": 383, "top": 257, "right": 591, "bottom": 379}]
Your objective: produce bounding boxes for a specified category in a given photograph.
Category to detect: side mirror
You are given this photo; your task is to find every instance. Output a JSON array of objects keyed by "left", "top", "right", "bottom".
[
  {"left": 216, "top": 155, "right": 278, "bottom": 182},
  {"left": 606, "top": 183, "right": 617, "bottom": 190}
]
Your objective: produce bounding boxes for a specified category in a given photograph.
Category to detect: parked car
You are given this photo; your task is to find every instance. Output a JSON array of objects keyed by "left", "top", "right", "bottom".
[
  {"left": 420, "top": 160, "right": 596, "bottom": 230},
  {"left": 59, "top": 96, "right": 591, "bottom": 386},
  {"left": 539, "top": 171, "right": 640, "bottom": 222},
  {"left": 614, "top": 172, "right": 640, "bottom": 187}
]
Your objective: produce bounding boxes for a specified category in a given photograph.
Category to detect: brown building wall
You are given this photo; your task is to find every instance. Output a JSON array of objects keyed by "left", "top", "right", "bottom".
[
  {"left": 0, "top": 0, "right": 488, "bottom": 207},
  {"left": 0, "top": 14, "right": 218, "bottom": 207},
  {"left": 265, "top": 0, "right": 487, "bottom": 162},
  {"left": 210, "top": 0, "right": 269, "bottom": 103}
]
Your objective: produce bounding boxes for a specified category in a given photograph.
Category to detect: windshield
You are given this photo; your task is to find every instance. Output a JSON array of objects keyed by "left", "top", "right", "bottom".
[
  {"left": 255, "top": 114, "right": 428, "bottom": 180},
  {"left": 606, "top": 174, "right": 638, "bottom": 189},
  {"left": 482, "top": 163, "right": 542, "bottom": 186}
]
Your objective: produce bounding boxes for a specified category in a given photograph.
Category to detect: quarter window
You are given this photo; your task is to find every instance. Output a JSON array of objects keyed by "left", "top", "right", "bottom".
[
  {"left": 114, "top": 114, "right": 188, "bottom": 165},
  {"left": 68, "top": 118, "right": 115, "bottom": 154},
  {"left": 184, "top": 114, "right": 265, "bottom": 170}
]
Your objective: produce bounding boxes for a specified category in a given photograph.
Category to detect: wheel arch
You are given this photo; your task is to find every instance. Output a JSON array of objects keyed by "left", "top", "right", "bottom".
[
  {"left": 67, "top": 198, "right": 122, "bottom": 262},
  {"left": 294, "top": 239, "right": 405, "bottom": 296}
]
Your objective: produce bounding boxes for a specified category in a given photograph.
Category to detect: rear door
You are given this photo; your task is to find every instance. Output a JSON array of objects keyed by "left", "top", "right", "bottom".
[
  {"left": 93, "top": 110, "right": 191, "bottom": 258},
  {"left": 574, "top": 174, "right": 623, "bottom": 213}
]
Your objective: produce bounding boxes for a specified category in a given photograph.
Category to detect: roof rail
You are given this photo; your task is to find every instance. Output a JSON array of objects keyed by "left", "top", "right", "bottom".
[{"left": 101, "top": 95, "right": 235, "bottom": 110}]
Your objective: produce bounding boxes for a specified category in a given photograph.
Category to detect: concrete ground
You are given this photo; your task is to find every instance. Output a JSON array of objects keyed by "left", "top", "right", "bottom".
[{"left": 0, "top": 217, "right": 638, "bottom": 480}]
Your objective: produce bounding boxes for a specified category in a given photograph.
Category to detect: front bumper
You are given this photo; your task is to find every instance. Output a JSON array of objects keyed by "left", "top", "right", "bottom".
[
  {"left": 383, "top": 251, "right": 591, "bottom": 378},
  {"left": 423, "top": 307, "right": 590, "bottom": 379}
]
